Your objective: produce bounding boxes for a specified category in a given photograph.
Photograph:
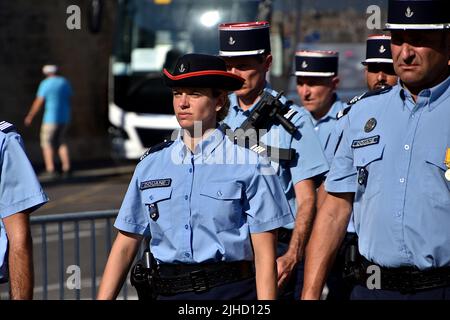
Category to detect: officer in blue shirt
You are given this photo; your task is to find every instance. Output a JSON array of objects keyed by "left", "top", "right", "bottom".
[
  {"left": 317, "top": 35, "right": 398, "bottom": 300},
  {"left": 218, "top": 21, "right": 329, "bottom": 299},
  {"left": 362, "top": 35, "right": 398, "bottom": 92},
  {"left": 0, "top": 121, "right": 48, "bottom": 299},
  {"left": 294, "top": 50, "right": 349, "bottom": 300},
  {"left": 97, "top": 54, "right": 294, "bottom": 300},
  {"left": 295, "top": 50, "right": 347, "bottom": 152},
  {"left": 303, "top": 0, "right": 450, "bottom": 300}
]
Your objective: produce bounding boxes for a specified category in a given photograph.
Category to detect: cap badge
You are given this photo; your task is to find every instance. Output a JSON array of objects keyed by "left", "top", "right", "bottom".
[
  {"left": 228, "top": 36, "right": 236, "bottom": 45},
  {"left": 301, "top": 61, "right": 308, "bottom": 69},
  {"left": 379, "top": 45, "right": 386, "bottom": 53},
  {"left": 179, "top": 64, "right": 186, "bottom": 73},
  {"left": 364, "top": 118, "right": 377, "bottom": 133},
  {"left": 405, "top": 7, "right": 414, "bottom": 18}
]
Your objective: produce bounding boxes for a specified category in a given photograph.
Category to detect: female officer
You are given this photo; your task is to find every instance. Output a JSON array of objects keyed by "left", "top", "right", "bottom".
[{"left": 97, "top": 54, "right": 293, "bottom": 300}]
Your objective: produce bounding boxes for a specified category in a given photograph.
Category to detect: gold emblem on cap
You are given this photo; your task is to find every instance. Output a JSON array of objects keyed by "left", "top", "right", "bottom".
[
  {"left": 364, "top": 118, "right": 377, "bottom": 133},
  {"left": 301, "top": 61, "right": 308, "bottom": 69},
  {"left": 228, "top": 36, "right": 236, "bottom": 45},
  {"left": 379, "top": 45, "right": 386, "bottom": 53},
  {"left": 405, "top": 7, "right": 414, "bottom": 18},
  {"left": 445, "top": 148, "right": 450, "bottom": 181},
  {"left": 179, "top": 64, "right": 186, "bottom": 73}
]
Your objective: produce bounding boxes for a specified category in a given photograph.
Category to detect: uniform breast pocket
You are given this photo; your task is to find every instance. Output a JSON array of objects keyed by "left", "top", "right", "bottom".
[
  {"left": 199, "top": 182, "right": 244, "bottom": 232},
  {"left": 424, "top": 153, "right": 450, "bottom": 205},
  {"left": 353, "top": 144, "right": 385, "bottom": 200},
  {"left": 142, "top": 187, "right": 173, "bottom": 233}
]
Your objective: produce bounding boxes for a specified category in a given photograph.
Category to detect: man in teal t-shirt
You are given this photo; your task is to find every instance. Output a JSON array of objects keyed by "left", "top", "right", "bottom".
[{"left": 25, "top": 65, "right": 73, "bottom": 179}]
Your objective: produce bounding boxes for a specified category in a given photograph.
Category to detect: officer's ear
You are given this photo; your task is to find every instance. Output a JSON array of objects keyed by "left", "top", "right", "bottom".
[
  {"left": 263, "top": 54, "right": 273, "bottom": 72},
  {"left": 331, "top": 76, "right": 340, "bottom": 90},
  {"left": 214, "top": 89, "right": 227, "bottom": 111}
]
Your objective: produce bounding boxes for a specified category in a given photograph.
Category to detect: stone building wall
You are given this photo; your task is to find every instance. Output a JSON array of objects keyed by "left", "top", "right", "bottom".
[{"left": 0, "top": 0, "right": 117, "bottom": 166}]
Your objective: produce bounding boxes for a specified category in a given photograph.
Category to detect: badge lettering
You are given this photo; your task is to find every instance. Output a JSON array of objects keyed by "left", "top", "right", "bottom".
[
  {"left": 351, "top": 135, "right": 380, "bottom": 148},
  {"left": 140, "top": 179, "right": 172, "bottom": 190}
]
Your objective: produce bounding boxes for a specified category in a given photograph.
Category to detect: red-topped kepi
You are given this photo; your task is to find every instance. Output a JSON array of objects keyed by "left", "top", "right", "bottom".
[
  {"left": 218, "top": 21, "right": 271, "bottom": 57},
  {"left": 294, "top": 50, "right": 339, "bottom": 77}
]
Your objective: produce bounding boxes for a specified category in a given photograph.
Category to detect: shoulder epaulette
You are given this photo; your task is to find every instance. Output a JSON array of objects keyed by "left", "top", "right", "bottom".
[
  {"left": 339, "top": 85, "right": 393, "bottom": 119},
  {"left": 0, "top": 121, "right": 16, "bottom": 133},
  {"left": 347, "top": 85, "right": 392, "bottom": 106},
  {"left": 336, "top": 106, "right": 352, "bottom": 120},
  {"left": 140, "top": 140, "right": 174, "bottom": 161}
]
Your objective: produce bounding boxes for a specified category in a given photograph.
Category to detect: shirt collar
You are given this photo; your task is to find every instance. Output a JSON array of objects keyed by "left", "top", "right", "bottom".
[
  {"left": 307, "top": 94, "right": 342, "bottom": 126},
  {"left": 398, "top": 74, "right": 450, "bottom": 111},
  {"left": 175, "top": 126, "right": 226, "bottom": 162},
  {"left": 230, "top": 82, "right": 271, "bottom": 114}
]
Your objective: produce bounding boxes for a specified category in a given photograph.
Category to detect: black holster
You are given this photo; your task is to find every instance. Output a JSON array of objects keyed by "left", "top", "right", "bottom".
[
  {"left": 130, "top": 249, "right": 157, "bottom": 300},
  {"left": 341, "top": 232, "right": 361, "bottom": 284}
]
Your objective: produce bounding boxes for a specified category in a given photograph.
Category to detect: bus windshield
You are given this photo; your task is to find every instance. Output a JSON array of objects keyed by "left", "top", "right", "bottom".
[
  {"left": 115, "top": 0, "right": 260, "bottom": 70},
  {"left": 112, "top": 0, "right": 260, "bottom": 113}
]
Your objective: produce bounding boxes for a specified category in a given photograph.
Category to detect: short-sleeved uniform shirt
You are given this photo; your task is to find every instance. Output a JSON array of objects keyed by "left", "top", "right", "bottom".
[
  {"left": 223, "top": 84, "right": 329, "bottom": 228},
  {"left": 0, "top": 127, "right": 48, "bottom": 280},
  {"left": 37, "top": 76, "right": 73, "bottom": 124},
  {"left": 304, "top": 96, "right": 347, "bottom": 151},
  {"left": 114, "top": 127, "right": 294, "bottom": 264},
  {"left": 324, "top": 105, "right": 357, "bottom": 233},
  {"left": 325, "top": 76, "right": 450, "bottom": 269}
]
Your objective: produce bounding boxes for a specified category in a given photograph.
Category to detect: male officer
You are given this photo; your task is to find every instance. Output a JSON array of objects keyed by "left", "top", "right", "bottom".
[
  {"left": 295, "top": 50, "right": 347, "bottom": 151},
  {"left": 0, "top": 121, "right": 48, "bottom": 299},
  {"left": 316, "top": 35, "right": 398, "bottom": 300},
  {"left": 218, "top": 21, "right": 329, "bottom": 299},
  {"left": 362, "top": 35, "right": 398, "bottom": 91},
  {"left": 303, "top": 0, "right": 450, "bottom": 300}
]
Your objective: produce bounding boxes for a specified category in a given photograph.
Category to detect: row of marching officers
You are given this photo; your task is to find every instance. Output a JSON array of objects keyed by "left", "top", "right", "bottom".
[
  {"left": 0, "top": 0, "right": 448, "bottom": 300},
  {"left": 98, "top": 0, "right": 450, "bottom": 301}
]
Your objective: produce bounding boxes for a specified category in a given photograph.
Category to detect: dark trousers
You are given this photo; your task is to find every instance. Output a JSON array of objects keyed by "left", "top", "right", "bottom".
[
  {"left": 326, "top": 232, "right": 358, "bottom": 300},
  {"left": 156, "top": 277, "right": 257, "bottom": 300},
  {"left": 351, "top": 284, "right": 450, "bottom": 300}
]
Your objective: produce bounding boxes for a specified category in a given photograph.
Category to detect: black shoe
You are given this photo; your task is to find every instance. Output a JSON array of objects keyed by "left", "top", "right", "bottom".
[
  {"left": 61, "top": 170, "right": 73, "bottom": 179},
  {"left": 39, "top": 171, "right": 60, "bottom": 181}
]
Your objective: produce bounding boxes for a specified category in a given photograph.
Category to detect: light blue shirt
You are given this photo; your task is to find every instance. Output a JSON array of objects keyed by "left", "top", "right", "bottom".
[
  {"left": 37, "top": 76, "right": 73, "bottom": 124},
  {"left": 325, "top": 75, "right": 450, "bottom": 269},
  {"left": 223, "top": 85, "right": 329, "bottom": 228},
  {"left": 304, "top": 96, "right": 347, "bottom": 151},
  {"left": 0, "top": 128, "right": 48, "bottom": 281},
  {"left": 324, "top": 105, "right": 356, "bottom": 234},
  {"left": 114, "top": 127, "right": 294, "bottom": 264}
]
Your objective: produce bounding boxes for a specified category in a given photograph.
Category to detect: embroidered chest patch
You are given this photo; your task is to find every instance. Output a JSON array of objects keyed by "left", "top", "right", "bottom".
[
  {"left": 351, "top": 135, "right": 380, "bottom": 148},
  {"left": 140, "top": 179, "right": 172, "bottom": 190}
]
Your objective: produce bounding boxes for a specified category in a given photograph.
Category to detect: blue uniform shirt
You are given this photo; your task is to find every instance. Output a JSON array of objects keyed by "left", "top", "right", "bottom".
[
  {"left": 37, "top": 76, "right": 73, "bottom": 124},
  {"left": 114, "top": 127, "right": 294, "bottom": 264},
  {"left": 223, "top": 85, "right": 329, "bottom": 228},
  {"left": 326, "top": 75, "right": 450, "bottom": 269},
  {"left": 0, "top": 127, "right": 48, "bottom": 280},
  {"left": 324, "top": 108, "right": 356, "bottom": 233},
  {"left": 304, "top": 96, "right": 347, "bottom": 151}
]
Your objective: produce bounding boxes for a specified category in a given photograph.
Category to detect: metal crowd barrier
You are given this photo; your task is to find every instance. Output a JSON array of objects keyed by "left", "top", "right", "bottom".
[{"left": 1, "top": 210, "right": 143, "bottom": 300}]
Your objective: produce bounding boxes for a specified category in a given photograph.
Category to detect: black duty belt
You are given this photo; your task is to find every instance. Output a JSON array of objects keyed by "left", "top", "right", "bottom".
[
  {"left": 154, "top": 261, "right": 254, "bottom": 295},
  {"left": 277, "top": 228, "right": 293, "bottom": 245},
  {"left": 357, "top": 256, "right": 450, "bottom": 294}
]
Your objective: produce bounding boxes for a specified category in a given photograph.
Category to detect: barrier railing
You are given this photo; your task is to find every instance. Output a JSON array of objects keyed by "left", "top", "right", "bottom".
[{"left": 0, "top": 209, "right": 142, "bottom": 300}]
